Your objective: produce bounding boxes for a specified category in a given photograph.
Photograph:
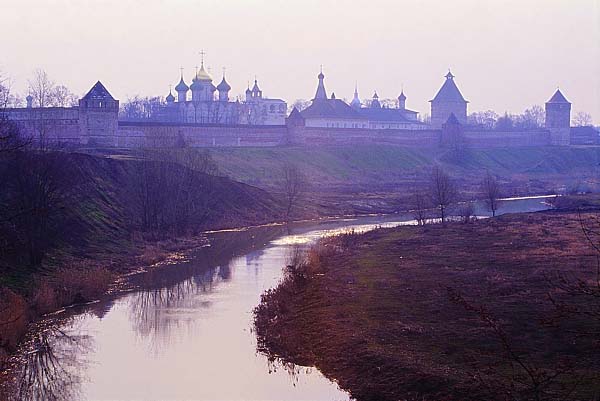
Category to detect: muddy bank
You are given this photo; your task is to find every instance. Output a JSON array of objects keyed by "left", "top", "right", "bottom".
[{"left": 255, "top": 210, "right": 600, "bottom": 401}]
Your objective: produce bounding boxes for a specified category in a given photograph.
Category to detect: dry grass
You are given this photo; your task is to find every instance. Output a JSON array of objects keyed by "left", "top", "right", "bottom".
[
  {"left": 0, "top": 289, "right": 28, "bottom": 356},
  {"left": 255, "top": 211, "right": 600, "bottom": 401},
  {"left": 138, "top": 245, "right": 168, "bottom": 266}
]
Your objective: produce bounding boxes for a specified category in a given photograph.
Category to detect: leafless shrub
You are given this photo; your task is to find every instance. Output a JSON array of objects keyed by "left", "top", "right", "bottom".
[
  {"left": 139, "top": 245, "right": 168, "bottom": 266},
  {"left": 458, "top": 201, "right": 476, "bottom": 224},
  {"left": 30, "top": 264, "right": 115, "bottom": 313},
  {"left": 448, "top": 288, "right": 582, "bottom": 401}
]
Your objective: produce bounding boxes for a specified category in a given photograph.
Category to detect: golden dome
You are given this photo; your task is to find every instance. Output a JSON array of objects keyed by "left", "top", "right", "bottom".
[{"left": 195, "top": 64, "right": 212, "bottom": 81}]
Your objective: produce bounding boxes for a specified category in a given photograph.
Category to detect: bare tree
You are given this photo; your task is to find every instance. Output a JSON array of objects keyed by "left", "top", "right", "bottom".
[
  {"left": 1, "top": 151, "right": 76, "bottom": 266},
  {"left": 51, "top": 85, "right": 78, "bottom": 107},
  {"left": 572, "top": 111, "right": 593, "bottom": 127},
  {"left": 289, "top": 99, "right": 311, "bottom": 113},
  {"left": 0, "top": 71, "right": 23, "bottom": 109},
  {"left": 28, "top": 69, "right": 55, "bottom": 109},
  {"left": 482, "top": 171, "right": 501, "bottom": 217},
  {"left": 127, "top": 149, "right": 219, "bottom": 235},
  {"left": 410, "top": 188, "right": 429, "bottom": 226},
  {"left": 468, "top": 110, "right": 499, "bottom": 129},
  {"left": 495, "top": 113, "right": 514, "bottom": 131},
  {"left": 429, "top": 165, "right": 456, "bottom": 224},
  {"left": 282, "top": 163, "right": 306, "bottom": 222},
  {"left": 515, "top": 105, "right": 545, "bottom": 129}
]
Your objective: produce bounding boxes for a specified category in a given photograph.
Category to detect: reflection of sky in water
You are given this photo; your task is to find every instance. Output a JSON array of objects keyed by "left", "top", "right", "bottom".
[
  {"left": 271, "top": 220, "right": 418, "bottom": 246},
  {"left": 11, "top": 197, "right": 551, "bottom": 401}
]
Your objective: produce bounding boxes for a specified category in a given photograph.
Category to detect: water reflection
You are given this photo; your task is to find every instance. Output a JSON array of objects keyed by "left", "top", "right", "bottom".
[
  {"left": 128, "top": 263, "right": 231, "bottom": 354},
  {"left": 8, "top": 318, "right": 93, "bottom": 401},
  {"left": 5, "top": 197, "right": 552, "bottom": 400}
]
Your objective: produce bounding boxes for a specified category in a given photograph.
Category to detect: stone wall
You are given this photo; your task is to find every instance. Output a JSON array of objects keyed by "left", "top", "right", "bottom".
[
  {"left": 289, "top": 126, "right": 440, "bottom": 147},
  {"left": 117, "top": 122, "right": 288, "bottom": 148},
  {"left": 463, "top": 129, "right": 551, "bottom": 147},
  {"left": 2, "top": 107, "right": 81, "bottom": 144}
]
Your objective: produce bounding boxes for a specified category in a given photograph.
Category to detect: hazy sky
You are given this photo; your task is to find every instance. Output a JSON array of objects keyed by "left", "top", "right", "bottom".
[{"left": 2, "top": 0, "right": 599, "bottom": 121}]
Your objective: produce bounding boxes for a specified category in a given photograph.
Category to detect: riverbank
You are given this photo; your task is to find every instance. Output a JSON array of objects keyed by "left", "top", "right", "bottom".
[
  {"left": 255, "top": 207, "right": 600, "bottom": 400},
  {"left": 0, "top": 151, "right": 291, "bottom": 371}
]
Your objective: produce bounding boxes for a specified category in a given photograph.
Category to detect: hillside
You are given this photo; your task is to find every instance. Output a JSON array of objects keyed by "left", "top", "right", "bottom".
[
  {"left": 0, "top": 149, "right": 282, "bottom": 287},
  {"left": 93, "top": 145, "right": 600, "bottom": 195},
  {"left": 209, "top": 145, "right": 600, "bottom": 192}
]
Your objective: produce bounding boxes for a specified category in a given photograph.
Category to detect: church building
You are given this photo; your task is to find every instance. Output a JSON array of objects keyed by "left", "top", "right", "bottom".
[
  {"left": 160, "top": 59, "right": 287, "bottom": 126},
  {"left": 297, "top": 71, "right": 426, "bottom": 130}
]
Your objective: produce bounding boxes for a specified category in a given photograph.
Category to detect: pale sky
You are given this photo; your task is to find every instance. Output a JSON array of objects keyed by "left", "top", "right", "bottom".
[{"left": 2, "top": 0, "right": 599, "bottom": 121}]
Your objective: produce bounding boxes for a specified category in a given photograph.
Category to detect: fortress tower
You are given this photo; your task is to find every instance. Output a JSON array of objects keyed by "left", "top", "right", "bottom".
[
  {"left": 78, "top": 81, "right": 119, "bottom": 146},
  {"left": 430, "top": 70, "right": 468, "bottom": 128},
  {"left": 545, "top": 89, "right": 571, "bottom": 146}
]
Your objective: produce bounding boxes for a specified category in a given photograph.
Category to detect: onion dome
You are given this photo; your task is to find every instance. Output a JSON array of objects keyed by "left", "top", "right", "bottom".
[
  {"left": 190, "top": 71, "right": 202, "bottom": 90},
  {"left": 245, "top": 86, "right": 252, "bottom": 95},
  {"left": 166, "top": 88, "right": 175, "bottom": 102},
  {"left": 398, "top": 90, "right": 406, "bottom": 101},
  {"left": 217, "top": 76, "right": 231, "bottom": 92},
  {"left": 195, "top": 64, "right": 212, "bottom": 81},
  {"left": 26, "top": 95, "right": 33, "bottom": 101},
  {"left": 175, "top": 76, "right": 188, "bottom": 92}
]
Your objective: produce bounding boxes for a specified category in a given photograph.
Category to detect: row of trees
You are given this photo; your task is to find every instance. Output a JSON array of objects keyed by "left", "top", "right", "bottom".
[
  {"left": 127, "top": 149, "right": 219, "bottom": 235},
  {"left": 469, "top": 107, "right": 594, "bottom": 130},
  {"left": 412, "top": 166, "right": 501, "bottom": 225},
  {"left": 1, "top": 69, "right": 78, "bottom": 109}
]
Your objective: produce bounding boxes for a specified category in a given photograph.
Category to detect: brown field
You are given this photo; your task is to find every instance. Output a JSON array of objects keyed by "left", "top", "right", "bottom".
[{"left": 255, "top": 210, "right": 600, "bottom": 401}]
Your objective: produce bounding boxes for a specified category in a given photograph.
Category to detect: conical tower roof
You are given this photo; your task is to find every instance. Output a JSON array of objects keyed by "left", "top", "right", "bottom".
[
  {"left": 547, "top": 89, "right": 570, "bottom": 104},
  {"left": 430, "top": 70, "right": 467, "bottom": 103},
  {"left": 313, "top": 69, "right": 327, "bottom": 100},
  {"left": 82, "top": 81, "right": 115, "bottom": 101}
]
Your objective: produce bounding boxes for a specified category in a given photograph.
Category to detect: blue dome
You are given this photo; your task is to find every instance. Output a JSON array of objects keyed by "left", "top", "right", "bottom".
[{"left": 175, "top": 77, "right": 188, "bottom": 92}]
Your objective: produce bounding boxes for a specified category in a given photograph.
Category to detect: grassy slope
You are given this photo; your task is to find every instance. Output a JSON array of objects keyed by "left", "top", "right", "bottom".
[
  {"left": 255, "top": 211, "right": 600, "bottom": 401},
  {"left": 206, "top": 145, "right": 600, "bottom": 191},
  {"left": 1, "top": 153, "right": 283, "bottom": 287}
]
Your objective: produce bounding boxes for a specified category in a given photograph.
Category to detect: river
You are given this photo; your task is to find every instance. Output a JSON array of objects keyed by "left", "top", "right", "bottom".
[{"left": 7, "top": 197, "right": 552, "bottom": 401}]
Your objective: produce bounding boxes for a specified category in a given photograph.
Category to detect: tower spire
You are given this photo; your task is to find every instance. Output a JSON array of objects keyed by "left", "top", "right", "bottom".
[
  {"left": 314, "top": 66, "right": 327, "bottom": 100},
  {"left": 199, "top": 50, "right": 206, "bottom": 68},
  {"left": 351, "top": 81, "right": 361, "bottom": 109}
]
